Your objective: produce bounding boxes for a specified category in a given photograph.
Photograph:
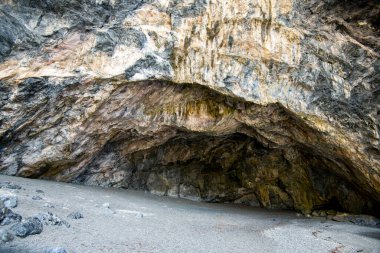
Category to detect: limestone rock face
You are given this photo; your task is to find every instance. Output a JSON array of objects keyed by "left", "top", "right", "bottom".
[{"left": 0, "top": 0, "right": 379, "bottom": 215}]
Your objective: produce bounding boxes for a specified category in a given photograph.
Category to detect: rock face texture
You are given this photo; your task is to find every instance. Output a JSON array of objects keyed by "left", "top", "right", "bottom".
[{"left": 0, "top": 0, "right": 379, "bottom": 215}]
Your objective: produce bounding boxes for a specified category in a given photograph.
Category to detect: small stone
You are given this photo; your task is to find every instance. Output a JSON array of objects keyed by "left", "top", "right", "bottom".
[
  {"left": 135, "top": 212, "right": 144, "bottom": 218},
  {"left": 332, "top": 213, "right": 349, "bottom": 222},
  {"left": 296, "top": 213, "right": 302, "bottom": 217},
  {"left": 0, "top": 195, "right": 18, "bottom": 208},
  {"left": 318, "top": 210, "right": 327, "bottom": 217},
  {"left": 10, "top": 217, "right": 43, "bottom": 238},
  {"left": 44, "top": 247, "right": 68, "bottom": 253},
  {"left": 311, "top": 211, "right": 319, "bottom": 217},
  {"left": 306, "top": 214, "right": 311, "bottom": 218},
  {"left": 67, "top": 212, "right": 83, "bottom": 219},
  {"left": 36, "top": 190, "right": 44, "bottom": 194},
  {"left": 32, "top": 195, "right": 43, "bottom": 200},
  {"left": 102, "top": 202, "right": 110, "bottom": 208},
  {"left": 43, "top": 203, "right": 55, "bottom": 208},
  {"left": 0, "top": 229, "right": 14, "bottom": 243}
]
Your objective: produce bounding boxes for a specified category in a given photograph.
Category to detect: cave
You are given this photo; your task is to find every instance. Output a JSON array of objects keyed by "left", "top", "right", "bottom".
[
  {"left": 75, "top": 129, "right": 378, "bottom": 215},
  {"left": 2, "top": 79, "right": 376, "bottom": 216}
]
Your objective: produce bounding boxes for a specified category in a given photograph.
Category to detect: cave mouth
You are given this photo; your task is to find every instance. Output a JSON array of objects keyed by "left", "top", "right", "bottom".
[
  {"left": 1, "top": 79, "right": 378, "bottom": 216},
  {"left": 74, "top": 129, "right": 378, "bottom": 216}
]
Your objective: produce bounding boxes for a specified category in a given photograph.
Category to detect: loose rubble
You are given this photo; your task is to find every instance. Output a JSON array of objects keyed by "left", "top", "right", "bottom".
[{"left": 36, "top": 212, "right": 70, "bottom": 228}]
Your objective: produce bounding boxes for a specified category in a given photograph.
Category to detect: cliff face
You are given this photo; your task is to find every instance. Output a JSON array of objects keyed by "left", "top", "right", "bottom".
[{"left": 0, "top": 0, "right": 379, "bottom": 215}]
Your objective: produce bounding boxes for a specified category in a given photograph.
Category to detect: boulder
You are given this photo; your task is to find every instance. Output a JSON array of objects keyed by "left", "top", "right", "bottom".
[{"left": 10, "top": 217, "right": 43, "bottom": 238}]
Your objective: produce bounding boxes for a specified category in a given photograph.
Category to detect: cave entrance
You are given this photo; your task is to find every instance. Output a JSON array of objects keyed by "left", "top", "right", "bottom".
[
  {"left": 77, "top": 130, "right": 378, "bottom": 215},
  {"left": 11, "top": 79, "right": 371, "bottom": 216}
]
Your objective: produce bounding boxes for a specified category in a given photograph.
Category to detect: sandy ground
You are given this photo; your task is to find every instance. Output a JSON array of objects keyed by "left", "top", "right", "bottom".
[{"left": 0, "top": 175, "right": 379, "bottom": 253}]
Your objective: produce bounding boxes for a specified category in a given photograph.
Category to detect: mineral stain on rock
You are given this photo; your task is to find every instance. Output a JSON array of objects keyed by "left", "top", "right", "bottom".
[{"left": 0, "top": 0, "right": 379, "bottom": 218}]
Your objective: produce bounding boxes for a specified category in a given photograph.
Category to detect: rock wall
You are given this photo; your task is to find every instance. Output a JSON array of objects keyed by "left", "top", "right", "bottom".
[{"left": 0, "top": 0, "right": 379, "bottom": 215}]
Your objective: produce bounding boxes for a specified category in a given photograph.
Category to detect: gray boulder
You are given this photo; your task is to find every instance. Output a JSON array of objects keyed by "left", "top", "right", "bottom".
[
  {"left": 10, "top": 217, "right": 43, "bottom": 238},
  {"left": 0, "top": 195, "right": 18, "bottom": 208}
]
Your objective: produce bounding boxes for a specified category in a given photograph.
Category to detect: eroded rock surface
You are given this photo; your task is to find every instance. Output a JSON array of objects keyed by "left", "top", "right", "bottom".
[{"left": 0, "top": 0, "right": 379, "bottom": 215}]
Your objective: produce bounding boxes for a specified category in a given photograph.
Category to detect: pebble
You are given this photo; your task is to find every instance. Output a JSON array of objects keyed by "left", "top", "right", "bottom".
[
  {"left": 44, "top": 203, "right": 55, "bottom": 208},
  {"left": 67, "top": 211, "right": 83, "bottom": 219},
  {"left": 0, "top": 229, "right": 14, "bottom": 243},
  {"left": 101, "top": 203, "right": 116, "bottom": 214},
  {"left": 135, "top": 212, "right": 144, "bottom": 218},
  {"left": 32, "top": 195, "right": 43, "bottom": 200},
  {"left": 10, "top": 217, "right": 43, "bottom": 238},
  {"left": 44, "top": 247, "right": 68, "bottom": 253},
  {"left": 0, "top": 195, "right": 18, "bottom": 208}
]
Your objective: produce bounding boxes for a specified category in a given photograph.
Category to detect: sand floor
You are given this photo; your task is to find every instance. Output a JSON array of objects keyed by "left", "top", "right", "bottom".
[{"left": 0, "top": 175, "right": 379, "bottom": 253}]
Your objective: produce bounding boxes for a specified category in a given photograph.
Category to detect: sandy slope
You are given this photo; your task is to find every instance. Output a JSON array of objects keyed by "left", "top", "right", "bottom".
[{"left": 0, "top": 175, "right": 379, "bottom": 253}]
